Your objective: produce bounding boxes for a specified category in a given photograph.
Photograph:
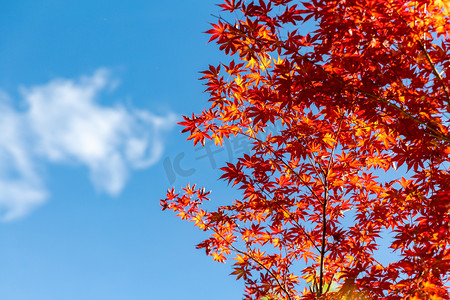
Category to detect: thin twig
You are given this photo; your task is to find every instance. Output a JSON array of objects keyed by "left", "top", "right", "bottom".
[
  {"left": 212, "top": 227, "right": 294, "bottom": 300},
  {"left": 253, "top": 181, "right": 321, "bottom": 252},
  {"left": 417, "top": 39, "right": 450, "bottom": 108},
  {"left": 242, "top": 131, "right": 326, "bottom": 209}
]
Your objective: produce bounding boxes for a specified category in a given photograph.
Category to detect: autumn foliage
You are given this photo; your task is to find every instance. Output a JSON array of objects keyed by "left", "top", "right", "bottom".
[{"left": 160, "top": 0, "right": 450, "bottom": 299}]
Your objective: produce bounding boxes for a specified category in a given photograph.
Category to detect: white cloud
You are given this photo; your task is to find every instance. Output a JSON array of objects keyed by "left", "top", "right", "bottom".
[
  {"left": 0, "top": 92, "right": 47, "bottom": 221},
  {"left": 0, "top": 69, "right": 177, "bottom": 221}
]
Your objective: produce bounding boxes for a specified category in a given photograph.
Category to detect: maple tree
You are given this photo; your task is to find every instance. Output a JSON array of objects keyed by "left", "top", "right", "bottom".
[{"left": 161, "top": 0, "right": 450, "bottom": 299}]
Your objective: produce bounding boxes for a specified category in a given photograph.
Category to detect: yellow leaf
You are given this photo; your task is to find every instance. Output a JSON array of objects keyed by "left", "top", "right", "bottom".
[
  {"left": 213, "top": 134, "right": 223, "bottom": 146},
  {"left": 323, "top": 133, "right": 336, "bottom": 147},
  {"left": 410, "top": 294, "right": 421, "bottom": 300},
  {"left": 235, "top": 74, "right": 243, "bottom": 86},
  {"left": 422, "top": 280, "right": 437, "bottom": 292}
]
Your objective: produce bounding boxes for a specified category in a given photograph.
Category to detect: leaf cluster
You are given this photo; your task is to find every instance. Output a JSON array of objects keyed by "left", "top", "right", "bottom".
[{"left": 161, "top": 0, "right": 450, "bottom": 299}]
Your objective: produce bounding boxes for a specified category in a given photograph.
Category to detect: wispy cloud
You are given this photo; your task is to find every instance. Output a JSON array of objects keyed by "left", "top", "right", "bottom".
[
  {"left": 0, "top": 92, "right": 47, "bottom": 221},
  {"left": 0, "top": 69, "right": 176, "bottom": 221}
]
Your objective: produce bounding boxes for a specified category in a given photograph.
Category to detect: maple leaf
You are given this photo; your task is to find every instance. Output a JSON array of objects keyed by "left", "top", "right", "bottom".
[{"left": 161, "top": 0, "right": 450, "bottom": 299}]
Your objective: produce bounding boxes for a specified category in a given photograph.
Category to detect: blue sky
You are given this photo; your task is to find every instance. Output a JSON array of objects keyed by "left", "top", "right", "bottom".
[{"left": 0, "top": 1, "right": 246, "bottom": 299}]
